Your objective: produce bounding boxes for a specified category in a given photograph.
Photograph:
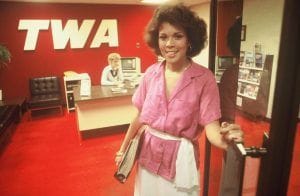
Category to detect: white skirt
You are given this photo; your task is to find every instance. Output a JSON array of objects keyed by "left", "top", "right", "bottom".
[{"left": 134, "top": 165, "right": 200, "bottom": 196}]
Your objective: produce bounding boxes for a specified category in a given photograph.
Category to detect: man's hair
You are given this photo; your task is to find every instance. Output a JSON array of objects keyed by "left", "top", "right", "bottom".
[
  {"left": 227, "top": 17, "right": 242, "bottom": 56},
  {"left": 107, "top": 53, "right": 121, "bottom": 64}
]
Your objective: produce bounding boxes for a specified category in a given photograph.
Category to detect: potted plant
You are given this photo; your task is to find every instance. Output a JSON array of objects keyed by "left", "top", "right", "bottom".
[
  {"left": 0, "top": 44, "right": 12, "bottom": 69},
  {"left": 0, "top": 44, "right": 11, "bottom": 100}
]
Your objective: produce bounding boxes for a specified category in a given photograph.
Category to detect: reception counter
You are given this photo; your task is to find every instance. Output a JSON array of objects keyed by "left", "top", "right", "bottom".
[{"left": 73, "top": 85, "right": 137, "bottom": 139}]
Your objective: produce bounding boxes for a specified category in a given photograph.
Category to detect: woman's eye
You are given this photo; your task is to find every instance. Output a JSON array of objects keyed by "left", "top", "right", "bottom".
[
  {"left": 174, "top": 34, "right": 184, "bottom": 40},
  {"left": 159, "top": 35, "right": 167, "bottom": 41}
]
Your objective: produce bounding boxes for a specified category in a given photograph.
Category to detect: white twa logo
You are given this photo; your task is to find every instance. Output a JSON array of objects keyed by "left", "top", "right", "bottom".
[{"left": 18, "top": 19, "right": 119, "bottom": 51}]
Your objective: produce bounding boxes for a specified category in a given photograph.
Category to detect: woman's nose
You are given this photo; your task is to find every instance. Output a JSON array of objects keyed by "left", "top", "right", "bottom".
[{"left": 166, "top": 38, "right": 174, "bottom": 47}]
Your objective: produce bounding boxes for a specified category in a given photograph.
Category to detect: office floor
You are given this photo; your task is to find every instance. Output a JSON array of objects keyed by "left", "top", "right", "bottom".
[{"left": 0, "top": 110, "right": 299, "bottom": 195}]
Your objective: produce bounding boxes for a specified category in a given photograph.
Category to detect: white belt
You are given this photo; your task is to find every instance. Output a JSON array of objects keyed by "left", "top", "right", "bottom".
[{"left": 147, "top": 127, "right": 199, "bottom": 192}]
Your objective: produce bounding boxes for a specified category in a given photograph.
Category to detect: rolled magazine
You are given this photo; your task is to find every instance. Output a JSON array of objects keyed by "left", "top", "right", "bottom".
[{"left": 114, "top": 126, "right": 145, "bottom": 183}]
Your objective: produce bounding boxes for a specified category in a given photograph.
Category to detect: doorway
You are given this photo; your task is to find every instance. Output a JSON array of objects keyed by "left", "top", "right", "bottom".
[{"left": 205, "top": 0, "right": 300, "bottom": 195}]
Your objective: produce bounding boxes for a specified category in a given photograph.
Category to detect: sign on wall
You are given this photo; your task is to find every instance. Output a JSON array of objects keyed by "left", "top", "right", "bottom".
[{"left": 18, "top": 19, "right": 119, "bottom": 50}]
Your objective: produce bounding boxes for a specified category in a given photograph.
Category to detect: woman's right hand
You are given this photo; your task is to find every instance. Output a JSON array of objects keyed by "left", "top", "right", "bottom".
[{"left": 220, "top": 122, "right": 244, "bottom": 143}]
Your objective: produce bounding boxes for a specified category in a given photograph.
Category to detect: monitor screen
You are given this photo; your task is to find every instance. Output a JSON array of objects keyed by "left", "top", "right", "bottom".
[
  {"left": 217, "top": 56, "right": 235, "bottom": 69},
  {"left": 121, "top": 57, "right": 141, "bottom": 73},
  {"left": 121, "top": 58, "right": 136, "bottom": 71}
]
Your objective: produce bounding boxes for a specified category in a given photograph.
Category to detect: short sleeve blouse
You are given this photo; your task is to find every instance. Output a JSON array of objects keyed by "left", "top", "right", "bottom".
[{"left": 132, "top": 61, "right": 221, "bottom": 180}]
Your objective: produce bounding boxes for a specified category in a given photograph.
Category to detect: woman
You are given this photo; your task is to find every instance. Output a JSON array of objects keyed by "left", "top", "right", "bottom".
[
  {"left": 219, "top": 17, "right": 242, "bottom": 123},
  {"left": 115, "top": 4, "right": 243, "bottom": 196},
  {"left": 101, "top": 52, "right": 124, "bottom": 85}
]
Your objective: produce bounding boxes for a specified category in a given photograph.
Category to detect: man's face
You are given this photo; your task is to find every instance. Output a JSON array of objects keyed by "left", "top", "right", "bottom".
[{"left": 110, "top": 57, "right": 120, "bottom": 70}]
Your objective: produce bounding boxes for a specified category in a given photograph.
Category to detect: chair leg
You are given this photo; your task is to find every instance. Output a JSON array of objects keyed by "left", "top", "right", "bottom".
[
  {"left": 28, "top": 109, "right": 32, "bottom": 121},
  {"left": 60, "top": 105, "right": 64, "bottom": 116},
  {"left": 27, "top": 105, "right": 63, "bottom": 119}
]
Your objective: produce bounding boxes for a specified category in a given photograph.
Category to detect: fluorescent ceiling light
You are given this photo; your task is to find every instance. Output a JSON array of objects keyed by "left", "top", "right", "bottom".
[{"left": 141, "top": 0, "right": 170, "bottom": 4}]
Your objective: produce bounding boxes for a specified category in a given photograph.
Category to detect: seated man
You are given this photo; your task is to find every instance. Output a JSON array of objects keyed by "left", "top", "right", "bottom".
[{"left": 101, "top": 53, "right": 124, "bottom": 85}]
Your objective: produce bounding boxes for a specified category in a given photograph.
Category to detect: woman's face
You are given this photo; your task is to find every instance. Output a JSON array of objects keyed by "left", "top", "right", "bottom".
[{"left": 158, "top": 22, "right": 189, "bottom": 65}]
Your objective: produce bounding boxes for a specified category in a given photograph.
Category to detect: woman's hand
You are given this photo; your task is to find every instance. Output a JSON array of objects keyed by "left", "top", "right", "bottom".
[
  {"left": 115, "top": 151, "right": 124, "bottom": 166},
  {"left": 220, "top": 122, "right": 244, "bottom": 143}
]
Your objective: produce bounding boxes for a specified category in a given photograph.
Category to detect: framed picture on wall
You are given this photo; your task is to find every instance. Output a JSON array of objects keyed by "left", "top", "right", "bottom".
[{"left": 241, "top": 25, "right": 246, "bottom": 41}]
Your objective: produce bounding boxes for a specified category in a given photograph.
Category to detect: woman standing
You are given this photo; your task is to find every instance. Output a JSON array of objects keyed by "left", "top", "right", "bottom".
[{"left": 115, "top": 4, "right": 243, "bottom": 196}]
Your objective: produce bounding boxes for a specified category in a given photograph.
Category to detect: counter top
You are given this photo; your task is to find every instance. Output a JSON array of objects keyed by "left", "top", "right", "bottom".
[{"left": 73, "top": 85, "right": 136, "bottom": 102}]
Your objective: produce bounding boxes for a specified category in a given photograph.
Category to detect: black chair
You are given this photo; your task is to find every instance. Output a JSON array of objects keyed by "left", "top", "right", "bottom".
[
  {"left": 0, "top": 104, "right": 20, "bottom": 150},
  {"left": 28, "top": 76, "right": 63, "bottom": 118}
]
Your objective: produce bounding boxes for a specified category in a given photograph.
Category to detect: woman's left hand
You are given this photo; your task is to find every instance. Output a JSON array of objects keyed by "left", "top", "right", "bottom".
[{"left": 220, "top": 122, "right": 244, "bottom": 143}]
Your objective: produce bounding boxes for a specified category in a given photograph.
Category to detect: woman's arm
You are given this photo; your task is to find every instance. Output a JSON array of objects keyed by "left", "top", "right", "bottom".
[
  {"left": 205, "top": 120, "right": 243, "bottom": 150},
  {"left": 115, "top": 108, "right": 143, "bottom": 165}
]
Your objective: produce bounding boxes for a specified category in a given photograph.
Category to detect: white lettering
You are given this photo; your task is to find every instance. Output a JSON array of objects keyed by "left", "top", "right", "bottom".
[
  {"left": 91, "top": 19, "right": 119, "bottom": 48},
  {"left": 18, "top": 19, "right": 119, "bottom": 50},
  {"left": 51, "top": 19, "right": 95, "bottom": 49},
  {"left": 18, "top": 20, "right": 50, "bottom": 50}
]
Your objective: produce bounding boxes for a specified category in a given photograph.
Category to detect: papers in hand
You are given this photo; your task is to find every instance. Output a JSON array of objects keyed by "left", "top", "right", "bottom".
[
  {"left": 114, "top": 126, "right": 146, "bottom": 183},
  {"left": 111, "top": 87, "right": 128, "bottom": 93},
  {"left": 114, "top": 136, "right": 140, "bottom": 183}
]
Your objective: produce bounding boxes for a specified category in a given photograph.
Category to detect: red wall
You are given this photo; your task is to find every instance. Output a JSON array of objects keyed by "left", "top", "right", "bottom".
[
  {"left": 216, "top": 1, "right": 243, "bottom": 56},
  {"left": 0, "top": 2, "right": 157, "bottom": 100}
]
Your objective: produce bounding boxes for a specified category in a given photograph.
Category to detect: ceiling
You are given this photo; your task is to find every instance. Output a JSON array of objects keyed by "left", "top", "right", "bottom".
[{"left": 2, "top": 0, "right": 209, "bottom": 6}]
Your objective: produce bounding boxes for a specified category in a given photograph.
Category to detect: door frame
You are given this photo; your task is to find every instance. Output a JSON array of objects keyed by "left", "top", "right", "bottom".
[
  {"left": 256, "top": 0, "right": 300, "bottom": 195},
  {"left": 206, "top": 0, "right": 300, "bottom": 195}
]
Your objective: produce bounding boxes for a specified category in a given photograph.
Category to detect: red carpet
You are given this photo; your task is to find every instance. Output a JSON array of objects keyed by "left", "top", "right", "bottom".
[
  {"left": 0, "top": 111, "right": 299, "bottom": 195},
  {"left": 0, "top": 112, "right": 134, "bottom": 196}
]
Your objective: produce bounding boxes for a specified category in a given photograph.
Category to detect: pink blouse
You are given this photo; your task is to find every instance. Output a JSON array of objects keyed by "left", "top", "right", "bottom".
[{"left": 132, "top": 61, "right": 221, "bottom": 180}]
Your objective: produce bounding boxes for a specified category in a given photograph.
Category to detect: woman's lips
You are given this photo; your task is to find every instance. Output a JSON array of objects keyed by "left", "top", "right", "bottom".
[{"left": 165, "top": 51, "right": 177, "bottom": 58}]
